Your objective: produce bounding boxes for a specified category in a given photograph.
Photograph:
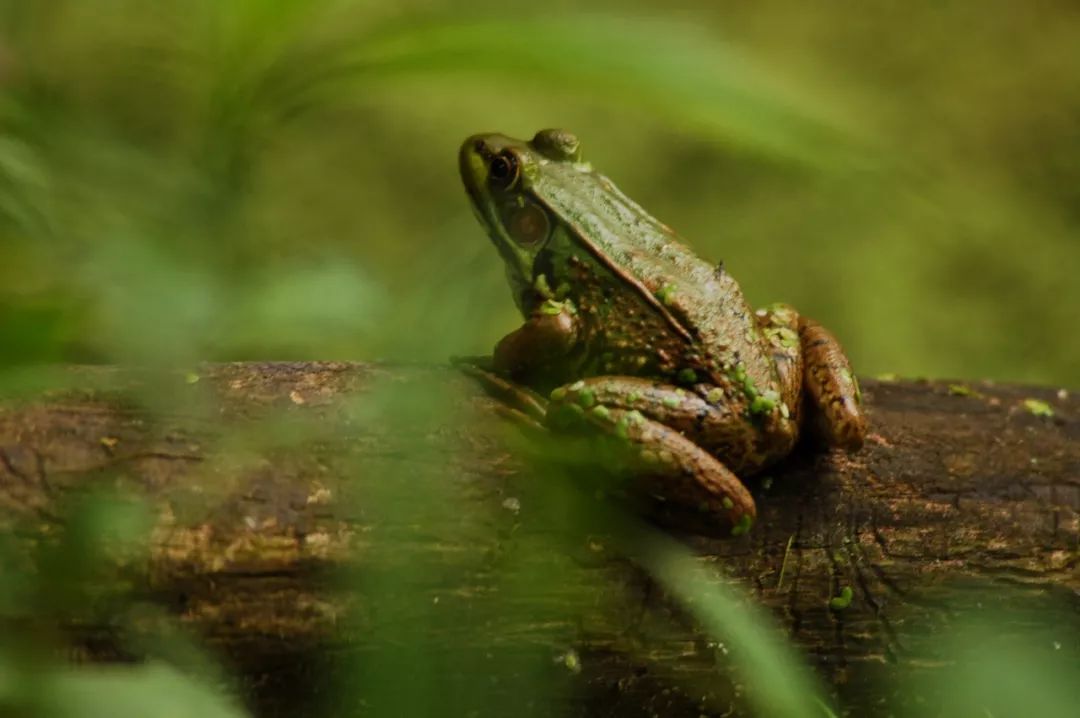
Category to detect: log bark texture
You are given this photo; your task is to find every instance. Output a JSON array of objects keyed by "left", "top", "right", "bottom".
[{"left": 0, "top": 363, "right": 1077, "bottom": 717}]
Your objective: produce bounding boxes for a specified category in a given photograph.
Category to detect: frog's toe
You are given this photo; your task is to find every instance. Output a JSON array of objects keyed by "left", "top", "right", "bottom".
[{"left": 455, "top": 361, "right": 548, "bottom": 422}]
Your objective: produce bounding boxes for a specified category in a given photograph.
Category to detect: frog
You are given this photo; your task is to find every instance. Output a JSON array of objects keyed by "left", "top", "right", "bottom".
[{"left": 457, "top": 128, "right": 866, "bottom": 534}]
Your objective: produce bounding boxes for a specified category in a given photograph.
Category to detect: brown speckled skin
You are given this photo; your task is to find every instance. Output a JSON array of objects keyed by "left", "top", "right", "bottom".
[
  {"left": 459, "top": 130, "right": 866, "bottom": 531},
  {"left": 799, "top": 318, "right": 867, "bottom": 451}
]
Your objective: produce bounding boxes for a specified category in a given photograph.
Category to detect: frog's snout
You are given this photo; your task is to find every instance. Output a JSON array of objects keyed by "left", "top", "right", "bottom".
[{"left": 458, "top": 135, "right": 488, "bottom": 198}]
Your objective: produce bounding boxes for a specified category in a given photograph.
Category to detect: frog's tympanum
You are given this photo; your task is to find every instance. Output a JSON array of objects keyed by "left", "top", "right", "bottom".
[{"left": 459, "top": 129, "right": 866, "bottom": 534}]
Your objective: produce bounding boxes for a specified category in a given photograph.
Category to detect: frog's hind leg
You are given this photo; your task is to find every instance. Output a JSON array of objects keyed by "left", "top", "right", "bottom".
[
  {"left": 547, "top": 378, "right": 758, "bottom": 532},
  {"left": 555, "top": 403, "right": 757, "bottom": 533},
  {"left": 755, "top": 303, "right": 805, "bottom": 425},
  {"left": 797, "top": 317, "right": 867, "bottom": 450}
]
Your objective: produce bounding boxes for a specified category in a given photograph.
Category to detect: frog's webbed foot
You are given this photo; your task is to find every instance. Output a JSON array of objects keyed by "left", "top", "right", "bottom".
[
  {"left": 452, "top": 357, "right": 548, "bottom": 432},
  {"left": 797, "top": 317, "right": 867, "bottom": 450},
  {"left": 547, "top": 382, "right": 756, "bottom": 533}
]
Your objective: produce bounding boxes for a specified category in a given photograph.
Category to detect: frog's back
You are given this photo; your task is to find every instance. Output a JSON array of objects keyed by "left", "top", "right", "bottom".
[{"left": 533, "top": 162, "right": 772, "bottom": 380}]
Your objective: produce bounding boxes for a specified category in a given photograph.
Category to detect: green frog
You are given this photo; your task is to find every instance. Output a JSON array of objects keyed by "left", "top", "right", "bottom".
[{"left": 458, "top": 129, "right": 866, "bottom": 534}]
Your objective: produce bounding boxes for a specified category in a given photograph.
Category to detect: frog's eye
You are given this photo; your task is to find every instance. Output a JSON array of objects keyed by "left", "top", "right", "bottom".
[
  {"left": 507, "top": 202, "right": 550, "bottom": 247},
  {"left": 488, "top": 151, "right": 519, "bottom": 189}
]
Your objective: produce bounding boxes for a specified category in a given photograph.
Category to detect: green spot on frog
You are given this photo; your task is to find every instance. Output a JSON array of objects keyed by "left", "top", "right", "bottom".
[
  {"left": 829, "top": 586, "right": 854, "bottom": 610},
  {"left": 765, "top": 326, "right": 799, "bottom": 349},
  {"left": 678, "top": 368, "right": 697, "bottom": 385},
  {"left": 626, "top": 390, "right": 642, "bottom": 404},
  {"left": 590, "top": 405, "right": 611, "bottom": 421},
  {"left": 721, "top": 497, "right": 734, "bottom": 510},
  {"left": 840, "top": 368, "right": 861, "bottom": 402},
  {"left": 654, "top": 283, "right": 677, "bottom": 306},
  {"left": 706, "top": 388, "right": 724, "bottom": 404},
  {"left": 534, "top": 273, "right": 554, "bottom": 298},
  {"left": 577, "top": 388, "right": 596, "bottom": 409},
  {"left": 662, "top": 395, "right": 681, "bottom": 409},
  {"left": 763, "top": 303, "right": 795, "bottom": 324},
  {"left": 625, "top": 409, "right": 645, "bottom": 426},
  {"left": 540, "top": 299, "right": 563, "bottom": 315},
  {"left": 550, "top": 386, "right": 567, "bottom": 401},
  {"left": 749, "top": 390, "right": 779, "bottom": 415},
  {"left": 730, "top": 513, "right": 753, "bottom": 536},
  {"left": 1023, "top": 398, "right": 1054, "bottom": 418}
]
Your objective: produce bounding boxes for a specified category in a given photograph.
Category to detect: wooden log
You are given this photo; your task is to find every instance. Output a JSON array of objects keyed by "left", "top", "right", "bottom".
[{"left": 0, "top": 363, "right": 1076, "bottom": 717}]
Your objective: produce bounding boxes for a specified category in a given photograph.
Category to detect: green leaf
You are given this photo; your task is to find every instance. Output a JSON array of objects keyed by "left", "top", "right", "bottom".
[
  {"left": 32, "top": 663, "right": 246, "bottom": 718},
  {"left": 331, "top": 16, "right": 862, "bottom": 166}
]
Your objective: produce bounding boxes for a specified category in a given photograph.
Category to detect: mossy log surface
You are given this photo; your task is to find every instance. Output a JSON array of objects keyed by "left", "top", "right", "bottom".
[{"left": 0, "top": 363, "right": 1077, "bottom": 717}]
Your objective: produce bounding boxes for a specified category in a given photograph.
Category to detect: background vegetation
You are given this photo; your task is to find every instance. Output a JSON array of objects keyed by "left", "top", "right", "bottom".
[
  {"left": 2, "top": 0, "right": 1079, "bottom": 385},
  {"left": 0, "top": 1, "right": 1076, "bottom": 717}
]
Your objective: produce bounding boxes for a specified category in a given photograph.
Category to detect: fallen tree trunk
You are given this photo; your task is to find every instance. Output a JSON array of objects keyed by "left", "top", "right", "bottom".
[{"left": 0, "top": 363, "right": 1077, "bottom": 717}]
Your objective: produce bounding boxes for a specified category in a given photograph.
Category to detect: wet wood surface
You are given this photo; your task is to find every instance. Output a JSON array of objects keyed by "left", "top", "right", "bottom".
[{"left": 0, "top": 363, "right": 1076, "bottom": 717}]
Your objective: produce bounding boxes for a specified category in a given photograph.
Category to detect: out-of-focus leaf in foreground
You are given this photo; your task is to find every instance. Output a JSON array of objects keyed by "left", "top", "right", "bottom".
[
  {"left": 0, "top": 662, "right": 247, "bottom": 718},
  {"left": 633, "top": 527, "right": 831, "bottom": 718},
  {"left": 330, "top": 16, "right": 862, "bottom": 168}
]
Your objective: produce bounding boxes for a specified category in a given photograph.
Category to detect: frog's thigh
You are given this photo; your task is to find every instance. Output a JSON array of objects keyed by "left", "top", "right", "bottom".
[
  {"left": 548, "top": 377, "right": 756, "bottom": 528},
  {"left": 551, "top": 376, "right": 758, "bottom": 460},
  {"left": 798, "top": 317, "right": 867, "bottom": 450},
  {"left": 755, "top": 303, "right": 803, "bottom": 419},
  {"left": 554, "top": 403, "right": 756, "bottom": 529}
]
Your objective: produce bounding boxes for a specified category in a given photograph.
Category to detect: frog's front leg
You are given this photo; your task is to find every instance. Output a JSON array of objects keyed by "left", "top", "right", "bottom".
[
  {"left": 548, "top": 377, "right": 757, "bottom": 532},
  {"left": 454, "top": 303, "right": 580, "bottom": 427}
]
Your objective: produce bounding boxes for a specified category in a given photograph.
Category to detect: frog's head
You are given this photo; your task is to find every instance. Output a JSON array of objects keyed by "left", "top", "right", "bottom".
[{"left": 459, "top": 129, "right": 582, "bottom": 314}]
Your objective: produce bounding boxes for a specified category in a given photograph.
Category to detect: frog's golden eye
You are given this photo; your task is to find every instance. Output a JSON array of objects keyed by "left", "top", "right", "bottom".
[
  {"left": 507, "top": 202, "right": 550, "bottom": 247},
  {"left": 488, "top": 151, "right": 519, "bottom": 189}
]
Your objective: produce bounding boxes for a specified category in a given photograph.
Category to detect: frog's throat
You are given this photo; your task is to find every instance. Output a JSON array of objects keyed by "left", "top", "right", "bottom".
[
  {"left": 459, "top": 146, "right": 536, "bottom": 310},
  {"left": 480, "top": 216, "right": 534, "bottom": 314}
]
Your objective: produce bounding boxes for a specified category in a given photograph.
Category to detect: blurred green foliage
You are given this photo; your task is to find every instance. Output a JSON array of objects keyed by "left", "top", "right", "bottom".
[
  {"left": 1, "top": 2, "right": 1078, "bottom": 717},
  {"left": 0, "top": 0, "right": 1077, "bottom": 384}
]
